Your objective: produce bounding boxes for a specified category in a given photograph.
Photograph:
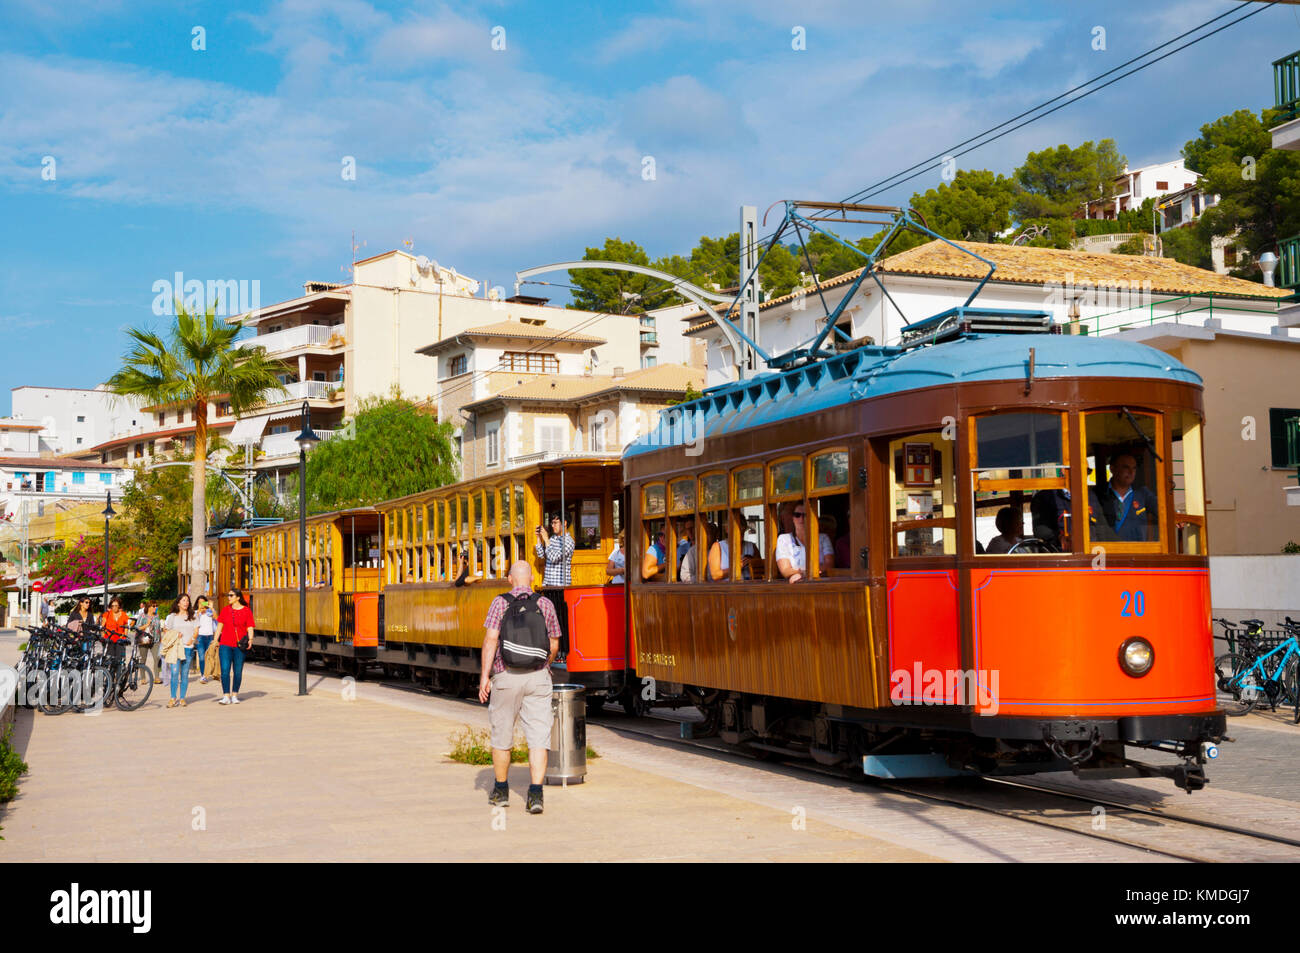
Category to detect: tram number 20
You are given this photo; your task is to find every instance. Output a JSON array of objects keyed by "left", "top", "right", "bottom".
[{"left": 1120, "top": 590, "right": 1146, "bottom": 618}]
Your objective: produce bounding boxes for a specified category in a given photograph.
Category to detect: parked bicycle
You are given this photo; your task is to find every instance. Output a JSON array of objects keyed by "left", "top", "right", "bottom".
[{"left": 1214, "top": 617, "right": 1300, "bottom": 717}]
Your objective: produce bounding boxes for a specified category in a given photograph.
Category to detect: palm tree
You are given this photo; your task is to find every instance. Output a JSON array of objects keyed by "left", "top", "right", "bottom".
[{"left": 108, "top": 304, "right": 287, "bottom": 597}]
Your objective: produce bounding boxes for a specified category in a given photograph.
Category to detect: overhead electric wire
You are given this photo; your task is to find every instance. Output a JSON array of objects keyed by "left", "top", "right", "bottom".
[
  {"left": 843, "top": 2, "right": 1277, "bottom": 205},
  {"left": 840, "top": 3, "right": 1268, "bottom": 205}
]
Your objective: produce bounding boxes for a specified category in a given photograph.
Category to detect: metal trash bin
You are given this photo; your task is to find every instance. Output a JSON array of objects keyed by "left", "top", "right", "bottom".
[{"left": 545, "top": 683, "right": 587, "bottom": 785}]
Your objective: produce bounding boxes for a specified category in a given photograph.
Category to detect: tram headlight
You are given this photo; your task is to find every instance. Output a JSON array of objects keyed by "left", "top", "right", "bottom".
[{"left": 1119, "top": 637, "right": 1154, "bottom": 677}]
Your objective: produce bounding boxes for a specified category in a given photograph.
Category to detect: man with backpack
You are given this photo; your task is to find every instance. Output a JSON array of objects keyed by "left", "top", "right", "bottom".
[{"left": 478, "top": 560, "right": 562, "bottom": 814}]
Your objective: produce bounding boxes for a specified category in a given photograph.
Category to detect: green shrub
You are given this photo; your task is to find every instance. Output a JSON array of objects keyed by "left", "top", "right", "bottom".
[
  {"left": 1284, "top": 541, "right": 1300, "bottom": 554},
  {"left": 447, "top": 726, "right": 528, "bottom": 765},
  {"left": 0, "top": 724, "right": 28, "bottom": 803},
  {"left": 445, "top": 725, "right": 599, "bottom": 764}
]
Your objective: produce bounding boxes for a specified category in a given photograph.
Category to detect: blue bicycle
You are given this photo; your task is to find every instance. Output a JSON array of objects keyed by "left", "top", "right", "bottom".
[{"left": 1214, "top": 618, "right": 1300, "bottom": 718}]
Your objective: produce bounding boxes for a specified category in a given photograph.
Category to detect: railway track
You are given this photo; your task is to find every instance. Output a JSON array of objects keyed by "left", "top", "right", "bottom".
[{"left": 587, "top": 703, "right": 1300, "bottom": 863}]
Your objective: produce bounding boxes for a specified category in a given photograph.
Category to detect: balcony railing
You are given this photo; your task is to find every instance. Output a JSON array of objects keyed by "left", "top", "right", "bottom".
[
  {"left": 640, "top": 332, "right": 658, "bottom": 345},
  {"left": 1280, "top": 235, "right": 1300, "bottom": 289},
  {"left": 1276, "top": 49, "right": 1300, "bottom": 121},
  {"left": 265, "top": 380, "right": 340, "bottom": 404},
  {"left": 260, "top": 429, "right": 339, "bottom": 458},
  {"left": 236, "top": 324, "right": 342, "bottom": 355}
]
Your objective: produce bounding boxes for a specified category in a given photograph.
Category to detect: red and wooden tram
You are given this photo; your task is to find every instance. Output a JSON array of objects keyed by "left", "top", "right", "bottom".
[{"left": 622, "top": 315, "right": 1226, "bottom": 790}]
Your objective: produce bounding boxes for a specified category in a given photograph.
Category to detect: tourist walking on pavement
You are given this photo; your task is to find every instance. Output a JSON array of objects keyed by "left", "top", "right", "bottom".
[
  {"left": 194, "top": 595, "right": 216, "bottom": 683},
  {"left": 135, "top": 601, "right": 163, "bottom": 683},
  {"left": 162, "top": 595, "right": 198, "bottom": 708},
  {"left": 215, "top": 588, "right": 255, "bottom": 705},
  {"left": 478, "top": 561, "right": 561, "bottom": 815}
]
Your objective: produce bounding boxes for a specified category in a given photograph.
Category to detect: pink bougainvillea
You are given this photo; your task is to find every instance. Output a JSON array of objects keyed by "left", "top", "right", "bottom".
[{"left": 36, "top": 532, "right": 149, "bottom": 594}]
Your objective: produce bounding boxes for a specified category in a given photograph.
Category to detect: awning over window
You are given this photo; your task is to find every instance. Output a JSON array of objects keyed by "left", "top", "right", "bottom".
[{"left": 228, "top": 415, "right": 270, "bottom": 445}]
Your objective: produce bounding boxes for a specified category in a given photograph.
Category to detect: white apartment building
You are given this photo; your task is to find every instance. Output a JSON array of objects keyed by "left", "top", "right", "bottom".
[
  {"left": 230, "top": 249, "right": 702, "bottom": 482},
  {"left": 10, "top": 385, "right": 148, "bottom": 456},
  {"left": 1082, "top": 159, "right": 1201, "bottom": 220}
]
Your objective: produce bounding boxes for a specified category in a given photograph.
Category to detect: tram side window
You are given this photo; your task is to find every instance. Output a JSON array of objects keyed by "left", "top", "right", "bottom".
[
  {"left": 669, "top": 478, "right": 697, "bottom": 583},
  {"left": 641, "top": 483, "right": 667, "bottom": 582},
  {"left": 971, "top": 412, "right": 1067, "bottom": 555},
  {"left": 700, "top": 472, "right": 729, "bottom": 582},
  {"left": 1172, "top": 412, "right": 1206, "bottom": 555},
  {"left": 891, "top": 433, "right": 955, "bottom": 557},
  {"left": 568, "top": 497, "right": 602, "bottom": 551},
  {"left": 1083, "top": 411, "right": 1163, "bottom": 550},
  {"left": 810, "top": 449, "right": 851, "bottom": 572},
  {"left": 728, "top": 465, "right": 767, "bottom": 581}
]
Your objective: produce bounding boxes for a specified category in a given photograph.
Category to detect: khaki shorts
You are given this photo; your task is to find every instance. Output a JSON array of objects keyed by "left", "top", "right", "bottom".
[{"left": 489, "top": 667, "right": 553, "bottom": 751}]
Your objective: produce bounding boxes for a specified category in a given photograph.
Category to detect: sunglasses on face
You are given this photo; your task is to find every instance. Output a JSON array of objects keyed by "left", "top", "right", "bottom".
[{"left": 794, "top": 512, "right": 806, "bottom": 519}]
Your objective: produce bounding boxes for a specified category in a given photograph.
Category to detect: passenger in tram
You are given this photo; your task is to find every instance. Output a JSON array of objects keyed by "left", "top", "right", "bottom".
[
  {"left": 707, "top": 521, "right": 759, "bottom": 580},
  {"left": 453, "top": 552, "right": 480, "bottom": 587},
  {"left": 1087, "top": 452, "right": 1158, "bottom": 543},
  {"left": 680, "top": 527, "right": 701, "bottom": 583},
  {"left": 775, "top": 501, "right": 833, "bottom": 583},
  {"left": 534, "top": 513, "right": 575, "bottom": 587},
  {"left": 1030, "top": 488, "right": 1071, "bottom": 551},
  {"left": 983, "top": 507, "right": 1023, "bottom": 554},
  {"left": 675, "top": 519, "right": 692, "bottom": 575},
  {"left": 642, "top": 530, "right": 667, "bottom": 582},
  {"left": 605, "top": 530, "right": 626, "bottom": 584}
]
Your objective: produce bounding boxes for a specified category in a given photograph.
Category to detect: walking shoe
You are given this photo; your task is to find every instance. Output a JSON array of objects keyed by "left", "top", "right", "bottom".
[
  {"left": 231, "top": 696, "right": 241, "bottom": 704},
  {"left": 154, "top": 677, "right": 162, "bottom": 684},
  {"left": 488, "top": 785, "right": 509, "bottom": 807},
  {"left": 166, "top": 698, "right": 175, "bottom": 708},
  {"left": 526, "top": 788, "right": 544, "bottom": 814},
  {"left": 178, "top": 699, "right": 187, "bottom": 707},
  {"left": 219, "top": 697, "right": 231, "bottom": 705}
]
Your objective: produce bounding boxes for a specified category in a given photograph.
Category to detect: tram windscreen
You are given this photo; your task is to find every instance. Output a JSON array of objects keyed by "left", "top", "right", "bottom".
[{"left": 1084, "top": 411, "right": 1160, "bottom": 545}]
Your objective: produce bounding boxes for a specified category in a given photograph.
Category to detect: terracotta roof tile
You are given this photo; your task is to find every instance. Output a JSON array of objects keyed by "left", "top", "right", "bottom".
[{"left": 682, "top": 239, "right": 1289, "bottom": 334}]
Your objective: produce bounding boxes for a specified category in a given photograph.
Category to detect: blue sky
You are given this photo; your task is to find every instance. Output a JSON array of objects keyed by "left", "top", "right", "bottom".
[{"left": 2, "top": 0, "right": 1298, "bottom": 413}]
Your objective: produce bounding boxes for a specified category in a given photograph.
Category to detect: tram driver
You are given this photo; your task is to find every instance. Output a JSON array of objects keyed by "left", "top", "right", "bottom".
[{"left": 1088, "top": 452, "right": 1158, "bottom": 543}]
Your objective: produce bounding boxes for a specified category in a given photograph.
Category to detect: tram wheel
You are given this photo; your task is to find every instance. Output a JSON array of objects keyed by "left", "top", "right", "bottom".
[{"left": 621, "top": 685, "right": 649, "bottom": 718}]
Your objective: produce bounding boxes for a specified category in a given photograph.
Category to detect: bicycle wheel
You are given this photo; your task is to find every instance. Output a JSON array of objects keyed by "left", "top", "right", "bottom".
[
  {"left": 1215, "top": 653, "right": 1260, "bottom": 716},
  {"left": 39, "top": 668, "right": 74, "bottom": 716},
  {"left": 1282, "top": 654, "right": 1300, "bottom": 707},
  {"left": 115, "top": 664, "right": 153, "bottom": 712}
]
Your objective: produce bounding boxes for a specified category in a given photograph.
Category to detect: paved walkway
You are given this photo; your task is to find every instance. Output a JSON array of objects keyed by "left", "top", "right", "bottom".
[{"left": 1, "top": 629, "right": 1294, "bottom": 862}]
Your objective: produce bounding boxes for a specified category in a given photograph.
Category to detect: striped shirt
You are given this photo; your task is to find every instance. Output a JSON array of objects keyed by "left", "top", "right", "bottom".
[
  {"left": 533, "top": 533, "right": 575, "bottom": 587},
  {"left": 484, "top": 587, "right": 562, "bottom": 675}
]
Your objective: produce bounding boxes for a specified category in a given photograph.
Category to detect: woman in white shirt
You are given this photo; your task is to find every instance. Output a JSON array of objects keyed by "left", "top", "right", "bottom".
[
  {"left": 162, "top": 594, "right": 199, "bottom": 708},
  {"left": 605, "top": 531, "right": 626, "bottom": 584},
  {"left": 775, "top": 501, "right": 833, "bottom": 584},
  {"left": 194, "top": 595, "right": 217, "bottom": 684}
]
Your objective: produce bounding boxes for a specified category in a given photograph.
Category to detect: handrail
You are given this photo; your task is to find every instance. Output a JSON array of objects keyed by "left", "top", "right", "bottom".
[{"left": 1275, "top": 49, "right": 1300, "bottom": 121}]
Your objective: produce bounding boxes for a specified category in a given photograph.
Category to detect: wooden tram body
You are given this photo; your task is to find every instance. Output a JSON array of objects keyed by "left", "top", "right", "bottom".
[
  {"left": 623, "top": 328, "right": 1226, "bottom": 790},
  {"left": 209, "top": 460, "right": 634, "bottom": 698}
]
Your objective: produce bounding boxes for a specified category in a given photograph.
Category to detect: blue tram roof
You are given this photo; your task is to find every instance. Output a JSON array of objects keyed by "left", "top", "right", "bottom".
[{"left": 625, "top": 332, "right": 1201, "bottom": 457}]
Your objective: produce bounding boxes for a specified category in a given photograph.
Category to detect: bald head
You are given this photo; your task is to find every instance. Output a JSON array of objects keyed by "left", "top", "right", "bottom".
[{"left": 507, "top": 560, "right": 533, "bottom": 588}]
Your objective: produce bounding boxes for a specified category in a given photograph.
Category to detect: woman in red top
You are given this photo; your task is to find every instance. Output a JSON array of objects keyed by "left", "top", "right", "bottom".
[
  {"left": 102, "top": 598, "right": 132, "bottom": 667},
  {"left": 215, "top": 588, "right": 255, "bottom": 705},
  {"left": 102, "top": 598, "right": 130, "bottom": 640}
]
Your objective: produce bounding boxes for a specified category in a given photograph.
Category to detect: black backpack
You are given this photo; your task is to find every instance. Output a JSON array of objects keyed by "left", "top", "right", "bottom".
[{"left": 499, "top": 592, "right": 550, "bottom": 670}]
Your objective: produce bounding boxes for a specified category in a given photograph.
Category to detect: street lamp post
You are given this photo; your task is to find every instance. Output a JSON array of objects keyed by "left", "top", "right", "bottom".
[
  {"left": 101, "top": 491, "right": 116, "bottom": 610},
  {"left": 294, "top": 400, "right": 320, "bottom": 696}
]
